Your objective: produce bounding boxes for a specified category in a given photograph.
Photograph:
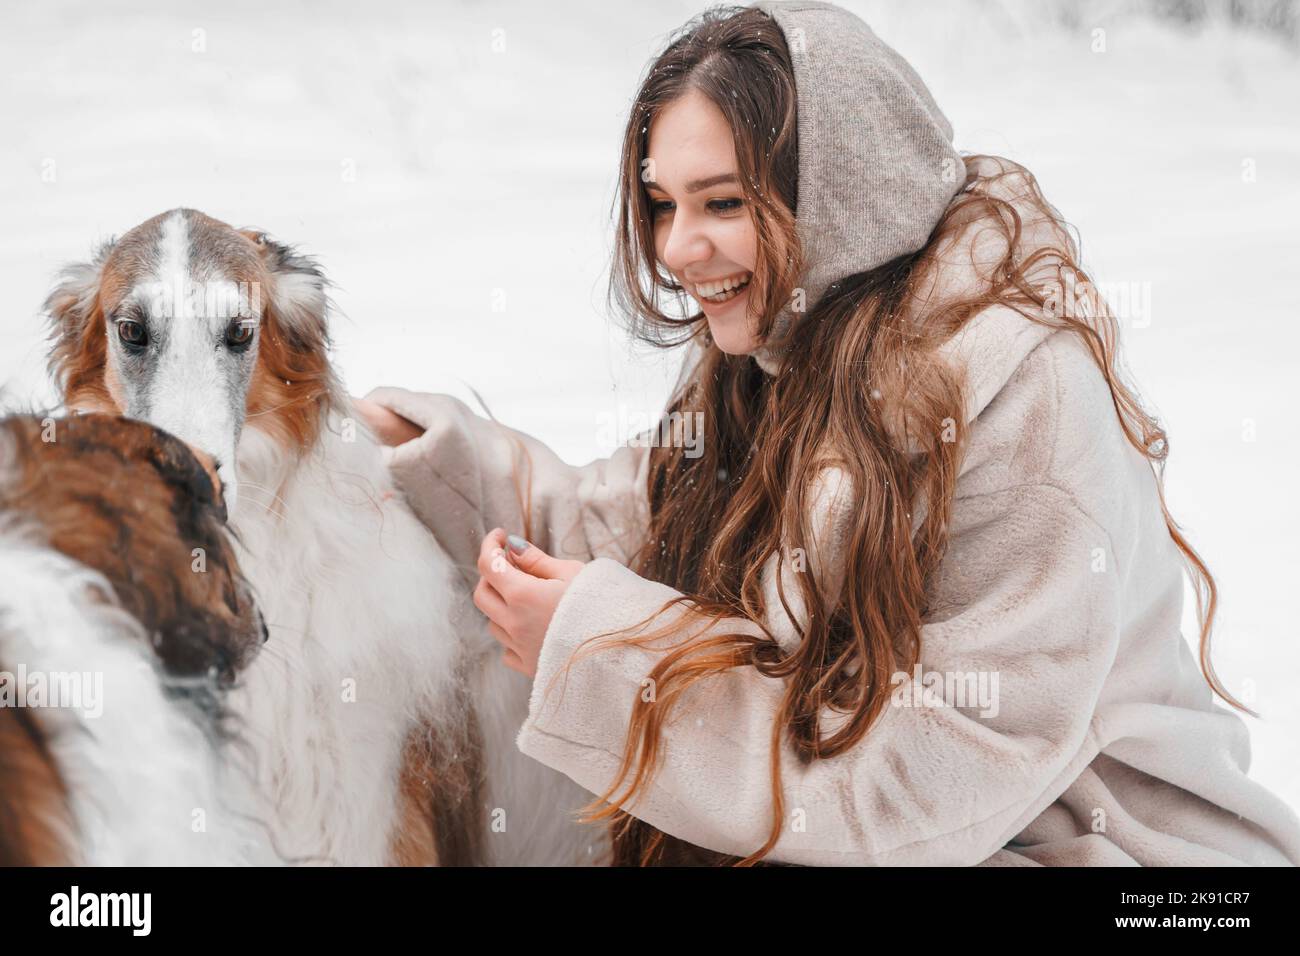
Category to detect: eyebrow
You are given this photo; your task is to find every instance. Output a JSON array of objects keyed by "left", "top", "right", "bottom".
[
  {"left": 644, "top": 173, "right": 739, "bottom": 194},
  {"left": 111, "top": 299, "right": 148, "bottom": 321}
]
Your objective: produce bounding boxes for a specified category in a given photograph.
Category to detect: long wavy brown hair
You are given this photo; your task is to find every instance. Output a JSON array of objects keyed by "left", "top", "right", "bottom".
[{"left": 515, "top": 4, "right": 1244, "bottom": 867}]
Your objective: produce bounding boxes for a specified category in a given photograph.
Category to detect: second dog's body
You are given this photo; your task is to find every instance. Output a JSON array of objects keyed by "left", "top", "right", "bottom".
[{"left": 0, "top": 413, "right": 271, "bottom": 865}]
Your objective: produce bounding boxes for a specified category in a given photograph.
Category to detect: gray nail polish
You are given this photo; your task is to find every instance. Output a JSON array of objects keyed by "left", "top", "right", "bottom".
[{"left": 506, "top": 534, "right": 530, "bottom": 554}]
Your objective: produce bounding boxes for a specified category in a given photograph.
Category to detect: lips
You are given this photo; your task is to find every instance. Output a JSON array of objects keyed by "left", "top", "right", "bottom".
[{"left": 692, "top": 271, "right": 752, "bottom": 304}]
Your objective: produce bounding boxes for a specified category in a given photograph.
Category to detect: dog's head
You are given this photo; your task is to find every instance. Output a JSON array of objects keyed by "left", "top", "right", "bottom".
[
  {"left": 45, "top": 209, "right": 342, "bottom": 510},
  {"left": 0, "top": 412, "right": 268, "bottom": 865},
  {"left": 0, "top": 412, "right": 267, "bottom": 684}
]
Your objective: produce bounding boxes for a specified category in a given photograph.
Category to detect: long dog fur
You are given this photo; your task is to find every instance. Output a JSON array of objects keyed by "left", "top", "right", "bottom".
[{"left": 43, "top": 211, "right": 605, "bottom": 865}]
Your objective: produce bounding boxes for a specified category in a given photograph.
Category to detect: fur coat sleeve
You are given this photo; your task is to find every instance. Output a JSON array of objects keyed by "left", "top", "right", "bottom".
[{"left": 364, "top": 387, "right": 652, "bottom": 590}]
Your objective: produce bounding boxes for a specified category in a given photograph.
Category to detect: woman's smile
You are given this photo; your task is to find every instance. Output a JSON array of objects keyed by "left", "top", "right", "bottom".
[{"left": 691, "top": 270, "right": 752, "bottom": 307}]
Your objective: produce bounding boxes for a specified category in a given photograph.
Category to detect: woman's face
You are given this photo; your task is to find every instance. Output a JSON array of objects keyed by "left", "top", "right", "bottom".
[{"left": 646, "top": 88, "right": 759, "bottom": 355}]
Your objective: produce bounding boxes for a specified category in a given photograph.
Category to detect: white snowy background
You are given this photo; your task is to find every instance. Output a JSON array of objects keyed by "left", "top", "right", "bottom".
[{"left": 2, "top": 1, "right": 1297, "bottom": 818}]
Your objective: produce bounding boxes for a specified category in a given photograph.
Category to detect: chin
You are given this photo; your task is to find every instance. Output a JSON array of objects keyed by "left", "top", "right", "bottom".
[{"left": 704, "top": 319, "right": 759, "bottom": 355}]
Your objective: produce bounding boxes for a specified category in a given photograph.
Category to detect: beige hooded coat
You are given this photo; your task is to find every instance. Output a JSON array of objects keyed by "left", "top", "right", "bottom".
[
  {"left": 366, "top": 162, "right": 1300, "bottom": 864},
  {"left": 365, "top": 3, "right": 1300, "bottom": 867}
]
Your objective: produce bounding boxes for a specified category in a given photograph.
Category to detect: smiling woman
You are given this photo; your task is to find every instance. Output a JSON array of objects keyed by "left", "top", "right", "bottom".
[
  {"left": 362, "top": 0, "right": 1300, "bottom": 869},
  {"left": 644, "top": 105, "right": 759, "bottom": 340},
  {"left": 627, "top": 43, "right": 799, "bottom": 359}
]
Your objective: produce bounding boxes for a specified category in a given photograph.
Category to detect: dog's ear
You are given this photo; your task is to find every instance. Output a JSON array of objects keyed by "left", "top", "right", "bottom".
[
  {"left": 238, "top": 228, "right": 341, "bottom": 444},
  {"left": 239, "top": 228, "right": 330, "bottom": 351},
  {"left": 44, "top": 239, "right": 115, "bottom": 408}
]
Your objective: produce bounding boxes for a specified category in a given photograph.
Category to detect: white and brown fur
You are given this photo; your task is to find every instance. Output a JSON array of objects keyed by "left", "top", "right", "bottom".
[
  {"left": 0, "top": 412, "right": 272, "bottom": 864},
  {"left": 44, "top": 209, "right": 602, "bottom": 865}
]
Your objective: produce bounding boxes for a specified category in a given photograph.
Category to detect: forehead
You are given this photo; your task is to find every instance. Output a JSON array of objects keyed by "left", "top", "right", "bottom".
[
  {"left": 646, "top": 89, "right": 738, "bottom": 189},
  {"left": 100, "top": 211, "right": 264, "bottom": 314}
]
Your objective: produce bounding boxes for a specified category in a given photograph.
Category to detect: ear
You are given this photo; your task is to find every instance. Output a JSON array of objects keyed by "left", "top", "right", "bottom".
[
  {"left": 237, "top": 228, "right": 342, "bottom": 445},
  {"left": 44, "top": 239, "right": 115, "bottom": 409},
  {"left": 239, "top": 228, "right": 330, "bottom": 350}
]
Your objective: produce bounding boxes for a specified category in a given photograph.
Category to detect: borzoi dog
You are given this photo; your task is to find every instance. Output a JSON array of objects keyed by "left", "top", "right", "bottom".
[
  {"left": 0, "top": 412, "right": 270, "bottom": 865},
  {"left": 43, "top": 209, "right": 602, "bottom": 865}
]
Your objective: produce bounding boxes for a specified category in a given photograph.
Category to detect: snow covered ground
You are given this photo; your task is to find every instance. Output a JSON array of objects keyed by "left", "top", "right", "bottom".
[{"left": 2, "top": 1, "right": 1297, "bottom": 819}]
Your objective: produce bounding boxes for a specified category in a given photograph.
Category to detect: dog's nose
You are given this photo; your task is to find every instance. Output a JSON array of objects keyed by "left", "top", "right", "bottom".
[{"left": 186, "top": 444, "right": 222, "bottom": 493}]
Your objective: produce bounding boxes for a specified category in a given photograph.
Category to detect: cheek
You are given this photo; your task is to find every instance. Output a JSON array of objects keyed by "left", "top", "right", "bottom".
[
  {"left": 232, "top": 351, "right": 258, "bottom": 423},
  {"left": 103, "top": 343, "right": 138, "bottom": 414},
  {"left": 721, "top": 216, "right": 758, "bottom": 271},
  {"left": 104, "top": 351, "right": 126, "bottom": 404}
]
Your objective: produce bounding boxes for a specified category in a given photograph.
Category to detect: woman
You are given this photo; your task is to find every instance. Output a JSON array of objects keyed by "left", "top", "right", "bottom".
[{"left": 355, "top": 1, "right": 1300, "bottom": 866}]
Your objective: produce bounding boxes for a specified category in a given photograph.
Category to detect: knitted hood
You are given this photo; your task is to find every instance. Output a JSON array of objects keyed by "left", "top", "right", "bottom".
[{"left": 748, "top": 0, "right": 964, "bottom": 375}]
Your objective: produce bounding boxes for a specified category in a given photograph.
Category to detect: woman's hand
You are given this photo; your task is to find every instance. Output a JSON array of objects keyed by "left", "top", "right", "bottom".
[
  {"left": 474, "top": 528, "right": 585, "bottom": 678},
  {"left": 351, "top": 395, "right": 425, "bottom": 447}
]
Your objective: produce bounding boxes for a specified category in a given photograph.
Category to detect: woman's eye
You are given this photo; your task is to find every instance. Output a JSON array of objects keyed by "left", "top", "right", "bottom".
[
  {"left": 707, "top": 198, "right": 744, "bottom": 214},
  {"left": 225, "top": 320, "right": 255, "bottom": 348},
  {"left": 651, "top": 199, "right": 675, "bottom": 217},
  {"left": 116, "top": 319, "right": 147, "bottom": 348}
]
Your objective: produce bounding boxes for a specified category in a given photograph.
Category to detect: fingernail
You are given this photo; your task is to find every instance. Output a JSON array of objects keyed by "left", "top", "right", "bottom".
[{"left": 506, "top": 533, "right": 530, "bottom": 554}]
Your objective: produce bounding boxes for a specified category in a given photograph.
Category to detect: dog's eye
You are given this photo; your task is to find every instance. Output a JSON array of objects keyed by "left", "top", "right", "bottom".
[
  {"left": 225, "top": 320, "right": 255, "bottom": 349},
  {"left": 116, "top": 319, "right": 147, "bottom": 349}
]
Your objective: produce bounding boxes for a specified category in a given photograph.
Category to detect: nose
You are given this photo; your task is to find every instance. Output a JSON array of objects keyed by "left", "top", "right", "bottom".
[
  {"left": 181, "top": 444, "right": 237, "bottom": 517},
  {"left": 188, "top": 445, "right": 222, "bottom": 491},
  {"left": 659, "top": 209, "right": 712, "bottom": 277}
]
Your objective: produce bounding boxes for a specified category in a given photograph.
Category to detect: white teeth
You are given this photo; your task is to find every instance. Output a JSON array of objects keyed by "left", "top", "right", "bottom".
[{"left": 695, "top": 272, "right": 751, "bottom": 302}]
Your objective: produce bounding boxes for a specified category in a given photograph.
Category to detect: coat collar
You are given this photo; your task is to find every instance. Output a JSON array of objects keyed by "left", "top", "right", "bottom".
[{"left": 933, "top": 303, "right": 1058, "bottom": 432}]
